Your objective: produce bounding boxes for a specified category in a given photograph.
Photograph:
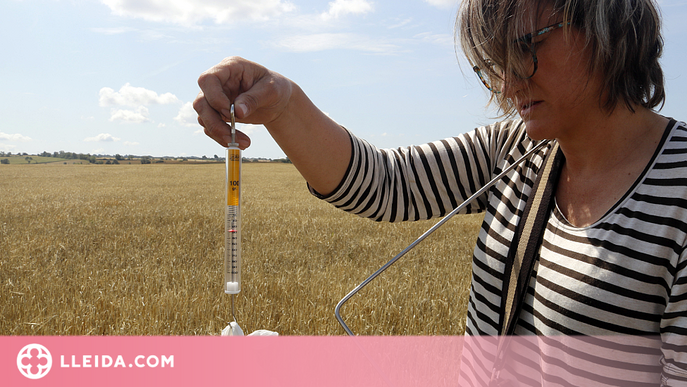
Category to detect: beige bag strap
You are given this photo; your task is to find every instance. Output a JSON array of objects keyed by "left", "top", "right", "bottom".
[
  {"left": 490, "top": 141, "right": 563, "bottom": 386},
  {"left": 500, "top": 141, "right": 561, "bottom": 334}
]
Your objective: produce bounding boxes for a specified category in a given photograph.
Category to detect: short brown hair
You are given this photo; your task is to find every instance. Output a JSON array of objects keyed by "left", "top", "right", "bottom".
[{"left": 457, "top": 0, "right": 665, "bottom": 115}]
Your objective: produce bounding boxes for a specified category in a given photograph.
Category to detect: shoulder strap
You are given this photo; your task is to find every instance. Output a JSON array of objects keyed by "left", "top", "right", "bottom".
[
  {"left": 500, "top": 141, "right": 563, "bottom": 335},
  {"left": 490, "top": 141, "right": 563, "bottom": 386}
]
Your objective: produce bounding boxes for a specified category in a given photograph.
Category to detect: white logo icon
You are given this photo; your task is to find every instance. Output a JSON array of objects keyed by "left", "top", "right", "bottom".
[{"left": 17, "top": 344, "right": 52, "bottom": 379}]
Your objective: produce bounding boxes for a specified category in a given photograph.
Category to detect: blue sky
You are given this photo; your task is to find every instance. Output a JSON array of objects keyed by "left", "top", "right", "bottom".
[{"left": 2, "top": 0, "right": 686, "bottom": 159}]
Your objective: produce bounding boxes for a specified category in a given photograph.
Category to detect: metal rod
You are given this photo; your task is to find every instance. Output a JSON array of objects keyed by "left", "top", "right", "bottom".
[
  {"left": 230, "top": 104, "right": 236, "bottom": 146},
  {"left": 335, "top": 140, "right": 549, "bottom": 335}
]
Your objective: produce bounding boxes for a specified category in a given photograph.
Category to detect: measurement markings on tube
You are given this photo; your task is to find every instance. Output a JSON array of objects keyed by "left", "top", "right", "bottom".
[{"left": 225, "top": 207, "right": 240, "bottom": 275}]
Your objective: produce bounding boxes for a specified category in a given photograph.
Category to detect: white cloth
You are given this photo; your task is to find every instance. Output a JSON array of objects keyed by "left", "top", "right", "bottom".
[{"left": 221, "top": 321, "right": 278, "bottom": 336}]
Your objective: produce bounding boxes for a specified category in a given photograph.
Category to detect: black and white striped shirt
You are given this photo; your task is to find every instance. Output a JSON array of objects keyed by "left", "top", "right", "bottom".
[{"left": 312, "top": 118, "right": 687, "bottom": 385}]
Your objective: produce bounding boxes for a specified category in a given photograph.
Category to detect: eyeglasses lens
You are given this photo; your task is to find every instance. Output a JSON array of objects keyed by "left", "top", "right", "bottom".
[{"left": 474, "top": 46, "right": 536, "bottom": 94}]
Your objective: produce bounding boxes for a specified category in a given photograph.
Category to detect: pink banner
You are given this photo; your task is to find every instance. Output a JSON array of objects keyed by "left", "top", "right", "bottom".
[
  {"left": 3, "top": 336, "right": 464, "bottom": 387},
  {"left": 3, "top": 335, "right": 668, "bottom": 386}
]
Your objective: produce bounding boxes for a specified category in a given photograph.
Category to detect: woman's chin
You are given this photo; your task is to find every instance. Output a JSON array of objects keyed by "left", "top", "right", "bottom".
[{"left": 522, "top": 119, "right": 555, "bottom": 141}]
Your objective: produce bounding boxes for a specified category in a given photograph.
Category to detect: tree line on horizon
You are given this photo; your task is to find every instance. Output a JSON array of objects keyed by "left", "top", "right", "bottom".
[{"left": 0, "top": 150, "right": 291, "bottom": 165}]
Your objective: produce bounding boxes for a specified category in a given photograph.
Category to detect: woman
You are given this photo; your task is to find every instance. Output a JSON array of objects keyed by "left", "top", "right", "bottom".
[{"left": 194, "top": 0, "right": 686, "bottom": 384}]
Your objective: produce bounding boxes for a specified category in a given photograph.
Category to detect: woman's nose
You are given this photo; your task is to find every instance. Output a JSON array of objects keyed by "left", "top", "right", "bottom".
[{"left": 500, "top": 71, "right": 526, "bottom": 98}]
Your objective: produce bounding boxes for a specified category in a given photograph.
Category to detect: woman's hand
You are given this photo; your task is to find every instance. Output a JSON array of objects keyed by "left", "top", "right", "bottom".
[
  {"left": 193, "top": 56, "right": 351, "bottom": 195},
  {"left": 193, "top": 56, "right": 294, "bottom": 149}
]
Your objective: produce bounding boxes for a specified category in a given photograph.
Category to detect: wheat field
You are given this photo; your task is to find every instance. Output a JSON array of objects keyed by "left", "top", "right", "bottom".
[{"left": 0, "top": 162, "right": 483, "bottom": 336}]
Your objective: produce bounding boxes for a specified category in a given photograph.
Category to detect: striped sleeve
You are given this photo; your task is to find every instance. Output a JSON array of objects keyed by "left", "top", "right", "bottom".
[{"left": 309, "top": 120, "right": 533, "bottom": 222}]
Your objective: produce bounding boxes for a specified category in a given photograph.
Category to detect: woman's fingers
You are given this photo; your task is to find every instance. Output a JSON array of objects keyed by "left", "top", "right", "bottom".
[
  {"left": 196, "top": 92, "right": 251, "bottom": 150},
  {"left": 195, "top": 57, "right": 293, "bottom": 126},
  {"left": 195, "top": 91, "right": 231, "bottom": 146}
]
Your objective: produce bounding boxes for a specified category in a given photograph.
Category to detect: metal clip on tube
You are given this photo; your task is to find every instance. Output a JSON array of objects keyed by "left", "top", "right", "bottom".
[{"left": 334, "top": 140, "right": 549, "bottom": 336}]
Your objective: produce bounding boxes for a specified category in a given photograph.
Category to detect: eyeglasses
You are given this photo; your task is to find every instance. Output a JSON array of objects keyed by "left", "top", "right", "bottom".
[{"left": 473, "top": 22, "right": 569, "bottom": 94}]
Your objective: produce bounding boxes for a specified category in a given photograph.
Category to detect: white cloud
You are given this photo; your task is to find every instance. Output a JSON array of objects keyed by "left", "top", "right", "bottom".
[
  {"left": 109, "top": 106, "right": 151, "bottom": 124},
  {"left": 92, "top": 27, "right": 173, "bottom": 41},
  {"left": 91, "top": 26, "right": 137, "bottom": 35},
  {"left": 174, "top": 102, "right": 199, "bottom": 127},
  {"left": 423, "top": 0, "right": 457, "bottom": 8},
  {"left": 0, "top": 132, "right": 32, "bottom": 142},
  {"left": 84, "top": 133, "right": 121, "bottom": 142},
  {"left": 321, "top": 0, "right": 373, "bottom": 21},
  {"left": 273, "top": 33, "right": 398, "bottom": 53},
  {"left": 124, "top": 141, "right": 140, "bottom": 146},
  {"left": 414, "top": 32, "right": 454, "bottom": 46},
  {"left": 100, "top": 0, "right": 296, "bottom": 25},
  {"left": 387, "top": 18, "right": 413, "bottom": 29},
  {"left": 99, "top": 83, "right": 179, "bottom": 107}
]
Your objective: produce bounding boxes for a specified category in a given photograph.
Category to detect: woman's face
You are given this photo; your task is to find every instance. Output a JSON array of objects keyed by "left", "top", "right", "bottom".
[{"left": 502, "top": 8, "right": 604, "bottom": 141}]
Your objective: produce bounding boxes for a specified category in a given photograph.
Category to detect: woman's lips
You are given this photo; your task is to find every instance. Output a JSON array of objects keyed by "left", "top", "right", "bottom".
[{"left": 519, "top": 100, "right": 541, "bottom": 116}]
